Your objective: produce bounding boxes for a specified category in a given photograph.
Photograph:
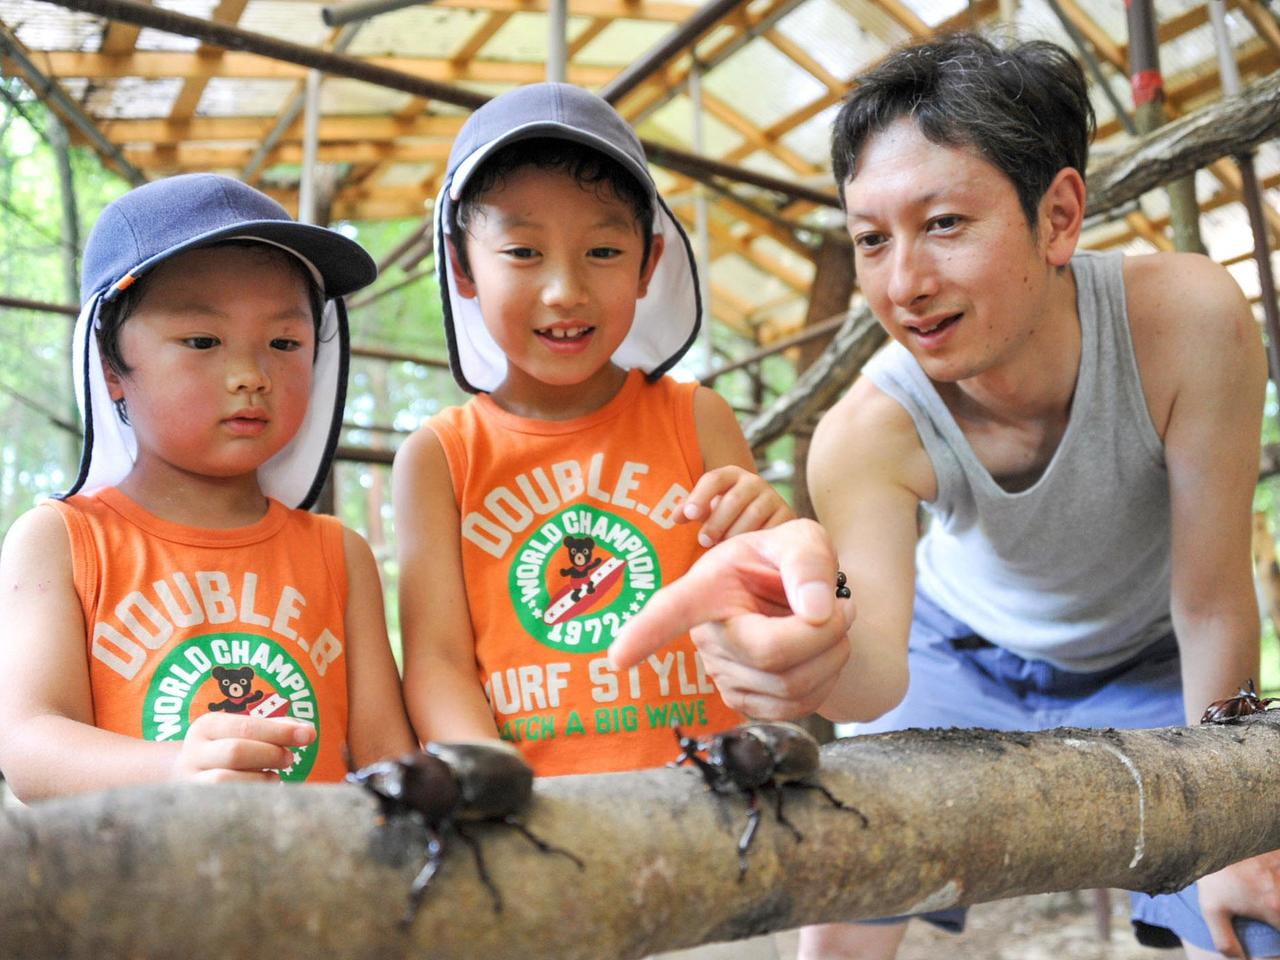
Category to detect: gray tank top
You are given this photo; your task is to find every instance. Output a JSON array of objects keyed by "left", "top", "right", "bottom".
[{"left": 862, "top": 250, "right": 1172, "bottom": 671}]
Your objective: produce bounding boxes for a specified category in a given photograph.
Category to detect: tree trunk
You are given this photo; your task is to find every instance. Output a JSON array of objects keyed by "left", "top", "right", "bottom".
[{"left": 6, "top": 716, "right": 1280, "bottom": 959}]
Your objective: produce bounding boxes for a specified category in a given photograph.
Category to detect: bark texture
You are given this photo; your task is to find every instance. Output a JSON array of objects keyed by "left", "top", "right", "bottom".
[
  {"left": 1085, "top": 70, "right": 1280, "bottom": 219},
  {"left": 6, "top": 717, "right": 1280, "bottom": 959}
]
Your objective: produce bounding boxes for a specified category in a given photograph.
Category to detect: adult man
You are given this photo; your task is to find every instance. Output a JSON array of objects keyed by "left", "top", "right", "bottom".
[
  {"left": 797, "top": 32, "right": 1275, "bottom": 960},
  {"left": 615, "top": 28, "right": 1277, "bottom": 960}
]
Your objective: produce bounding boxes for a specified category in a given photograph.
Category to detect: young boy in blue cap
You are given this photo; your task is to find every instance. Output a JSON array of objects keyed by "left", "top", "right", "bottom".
[
  {"left": 394, "top": 83, "right": 793, "bottom": 776},
  {"left": 0, "top": 174, "right": 415, "bottom": 799}
]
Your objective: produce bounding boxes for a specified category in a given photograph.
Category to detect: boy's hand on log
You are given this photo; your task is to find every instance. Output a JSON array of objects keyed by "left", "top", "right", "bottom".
[
  {"left": 609, "top": 519, "right": 854, "bottom": 720},
  {"left": 171, "top": 713, "right": 316, "bottom": 783},
  {"left": 678, "top": 466, "right": 794, "bottom": 548},
  {"left": 1196, "top": 851, "right": 1280, "bottom": 957}
]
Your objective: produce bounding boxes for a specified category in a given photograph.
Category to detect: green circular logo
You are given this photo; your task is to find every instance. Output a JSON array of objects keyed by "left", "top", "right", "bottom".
[
  {"left": 142, "top": 632, "right": 319, "bottom": 781},
  {"left": 510, "top": 506, "right": 662, "bottom": 652}
]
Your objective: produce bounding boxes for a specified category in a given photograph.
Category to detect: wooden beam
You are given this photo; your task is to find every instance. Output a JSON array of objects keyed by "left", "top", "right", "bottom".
[
  {"left": 92, "top": 114, "right": 464, "bottom": 145},
  {"left": 450, "top": 10, "right": 514, "bottom": 64},
  {"left": 873, "top": 0, "right": 930, "bottom": 37},
  {"left": 167, "top": 0, "right": 250, "bottom": 121},
  {"left": 763, "top": 28, "right": 841, "bottom": 93},
  {"left": 700, "top": 91, "right": 817, "bottom": 177},
  {"left": 1236, "top": 0, "right": 1280, "bottom": 55},
  {"left": 122, "top": 140, "right": 451, "bottom": 169},
  {"left": 32, "top": 50, "right": 618, "bottom": 86},
  {"left": 431, "top": 0, "right": 693, "bottom": 22},
  {"left": 567, "top": 17, "right": 611, "bottom": 57}
]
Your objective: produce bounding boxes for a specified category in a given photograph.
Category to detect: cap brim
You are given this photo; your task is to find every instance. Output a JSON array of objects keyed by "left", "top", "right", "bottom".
[{"left": 103, "top": 220, "right": 376, "bottom": 301}]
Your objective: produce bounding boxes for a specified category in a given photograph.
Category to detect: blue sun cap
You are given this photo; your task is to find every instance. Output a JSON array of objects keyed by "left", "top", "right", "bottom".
[
  {"left": 435, "top": 83, "right": 701, "bottom": 394},
  {"left": 64, "top": 173, "right": 377, "bottom": 510}
]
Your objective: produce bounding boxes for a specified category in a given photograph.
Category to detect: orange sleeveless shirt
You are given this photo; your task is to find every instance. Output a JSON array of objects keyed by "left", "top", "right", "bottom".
[
  {"left": 49, "top": 487, "right": 352, "bottom": 782},
  {"left": 430, "top": 370, "right": 745, "bottom": 776}
]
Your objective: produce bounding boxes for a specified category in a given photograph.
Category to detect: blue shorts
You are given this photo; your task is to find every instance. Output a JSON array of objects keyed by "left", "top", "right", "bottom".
[{"left": 853, "top": 590, "right": 1280, "bottom": 956}]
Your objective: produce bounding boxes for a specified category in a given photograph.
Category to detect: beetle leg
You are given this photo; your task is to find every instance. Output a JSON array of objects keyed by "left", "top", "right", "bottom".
[
  {"left": 769, "top": 783, "right": 803, "bottom": 843},
  {"left": 790, "top": 780, "right": 870, "bottom": 828},
  {"left": 737, "top": 790, "right": 762, "bottom": 881},
  {"left": 402, "top": 830, "right": 447, "bottom": 927},
  {"left": 455, "top": 823, "right": 504, "bottom": 913},
  {"left": 500, "top": 815, "right": 585, "bottom": 870}
]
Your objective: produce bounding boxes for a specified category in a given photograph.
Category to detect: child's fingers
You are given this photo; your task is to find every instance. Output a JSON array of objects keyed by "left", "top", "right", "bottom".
[
  {"left": 192, "top": 768, "right": 286, "bottom": 785},
  {"left": 189, "top": 712, "right": 316, "bottom": 747},
  {"left": 193, "top": 736, "right": 299, "bottom": 774},
  {"left": 711, "top": 490, "right": 787, "bottom": 544},
  {"left": 679, "top": 468, "right": 744, "bottom": 523}
]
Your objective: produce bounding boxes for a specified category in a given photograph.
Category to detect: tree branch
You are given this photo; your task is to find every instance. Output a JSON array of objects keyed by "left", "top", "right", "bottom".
[{"left": 6, "top": 716, "right": 1280, "bottom": 959}]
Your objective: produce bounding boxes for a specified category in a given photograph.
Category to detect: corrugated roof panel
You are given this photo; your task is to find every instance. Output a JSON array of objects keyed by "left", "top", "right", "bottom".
[
  {"left": 827, "top": 0, "right": 911, "bottom": 47},
  {"left": 775, "top": 1, "right": 883, "bottom": 82},
  {"left": 480, "top": 11, "right": 574, "bottom": 62},
  {"left": 135, "top": 0, "right": 217, "bottom": 50},
  {"left": 643, "top": 97, "right": 746, "bottom": 158},
  {"left": 83, "top": 76, "right": 184, "bottom": 118},
  {"left": 345, "top": 6, "right": 489, "bottom": 59},
  {"left": 196, "top": 76, "right": 296, "bottom": 116},
  {"left": 0, "top": 0, "right": 102, "bottom": 51},
  {"left": 319, "top": 77, "right": 412, "bottom": 114},
  {"left": 780, "top": 103, "right": 840, "bottom": 172},
  {"left": 898, "top": 0, "right": 966, "bottom": 28},
  {"left": 237, "top": 0, "right": 330, "bottom": 48},
  {"left": 705, "top": 37, "right": 827, "bottom": 129},
  {"left": 572, "top": 19, "right": 679, "bottom": 67}
]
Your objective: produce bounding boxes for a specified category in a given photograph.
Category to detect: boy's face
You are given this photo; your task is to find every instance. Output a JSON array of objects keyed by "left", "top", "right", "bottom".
[
  {"left": 103, "top": 245, "right": 315, "bottom": 485},
  {"left": 452, "top": 166, "right": 663, "bottom": 406},
  {"left": 842, "top": 118, "right": 1072, "bottom": 385}
]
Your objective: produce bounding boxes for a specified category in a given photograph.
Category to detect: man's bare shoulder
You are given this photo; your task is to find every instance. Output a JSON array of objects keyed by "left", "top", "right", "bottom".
[
  {"left": 1124, "top": 251, "right": 1252, "bottom": 338},
  {"left": 1123, "top": 252, "right": 1259, "bottom": 435},
  {"left": 810, "top": 375, "right": 936, "bottom": 503}
]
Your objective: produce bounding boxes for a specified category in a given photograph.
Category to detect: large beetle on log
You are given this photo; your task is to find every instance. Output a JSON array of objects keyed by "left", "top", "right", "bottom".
[
  {"left": 1201, "top": 679, "right": 1279, "bottom": 724},
  {"left": 672, "top": 722, "right": 868, "bottom": 877},
  {"left": 348, "top": 741, "right": 582, "bottom": 923}
]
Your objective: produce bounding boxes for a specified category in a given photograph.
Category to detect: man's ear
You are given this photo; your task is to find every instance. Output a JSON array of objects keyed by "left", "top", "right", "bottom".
[
  {"left": 1039, "top": 168, "right": 1086, "bottom": 268},
  {"left": 637, "top": 232, "right": 665, "bottom": 299},
  {"left": 445, "top": 236, "right": 478, "bottom": 299}
]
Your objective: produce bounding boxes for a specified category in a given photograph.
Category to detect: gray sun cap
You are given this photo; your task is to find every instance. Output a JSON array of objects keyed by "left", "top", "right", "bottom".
[
  {"left": 64, "top": 173, "right": 377, "bottom": 510},
  {"left": 435, "top": 82, "right": 701, "bottom": 394}
]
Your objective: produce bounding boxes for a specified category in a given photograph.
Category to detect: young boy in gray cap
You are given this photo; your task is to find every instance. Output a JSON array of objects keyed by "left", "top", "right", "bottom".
[
  {"left": 0, "top": 173, "right": 415, "bottom": 798},
  {"left": 394, "top": 83, "right": 793, "bottom": 776}
]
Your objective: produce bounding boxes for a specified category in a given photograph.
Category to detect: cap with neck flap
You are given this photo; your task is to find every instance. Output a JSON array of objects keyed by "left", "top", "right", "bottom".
[
  {"left": 65, "top": 173, "right": 377, "bottom": 510},
  {"left": 435, "top": 82, "right": 701, "bottom": 394}
]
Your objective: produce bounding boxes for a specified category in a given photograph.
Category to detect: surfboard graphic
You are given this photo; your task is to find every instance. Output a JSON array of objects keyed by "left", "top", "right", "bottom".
[{"left": 542, "top": 555, "right": 627, "bottom": 626}]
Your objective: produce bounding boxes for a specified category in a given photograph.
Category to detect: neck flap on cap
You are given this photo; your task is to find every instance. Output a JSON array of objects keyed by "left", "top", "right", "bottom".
[
  {"left": 435, "top": 83, "right": 702, "bottom": 394},
  {"left": 62, "top": 290, "right": 349, "bottom": 511}
]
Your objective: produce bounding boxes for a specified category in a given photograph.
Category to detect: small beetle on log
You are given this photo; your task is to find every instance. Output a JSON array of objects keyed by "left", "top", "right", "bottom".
[
  {"left": 672, "top": 722, "right": 868, "bottom": 877},
  {"left": 1201, "top": 679, "right": 1279, "bottom": 724},
  {"left": 348, "top": 741, "right": 583, "bottom": 923}
]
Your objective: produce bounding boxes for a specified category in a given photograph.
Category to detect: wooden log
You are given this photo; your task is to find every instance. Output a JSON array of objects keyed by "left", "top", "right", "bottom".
[
  {"left": 6, "top": 716, "right": 1280, "bottom": 959},
  {"left": 744, "top": 304, "right": 885, "bottom": 451},
  {"left": 1085, "top": 70, "right": 1280, "bottom": 218}
]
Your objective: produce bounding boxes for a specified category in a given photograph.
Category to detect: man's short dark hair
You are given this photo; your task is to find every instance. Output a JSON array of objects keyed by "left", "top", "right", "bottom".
[
  {"left": 831, "top": 33, "right": 1095, "bottom": 226},
  {"left": 450, "top": 137, "right": 655, "bottom": 278},
  {"left": 96, "top": 240, "right": 326, "bottom": 381}
]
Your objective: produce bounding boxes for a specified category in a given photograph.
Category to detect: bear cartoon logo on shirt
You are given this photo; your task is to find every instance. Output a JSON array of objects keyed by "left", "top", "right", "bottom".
[
  {"left": 509, "top": 506, "right": 661, "bottom": 652},
  {"left": 142, "top": 632, "right": 320, "bottom": 780}
]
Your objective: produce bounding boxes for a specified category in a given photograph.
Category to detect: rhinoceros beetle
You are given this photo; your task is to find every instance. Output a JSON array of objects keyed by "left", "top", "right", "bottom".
[
  {"left": 1201, "top": 678, "right": 1279, "bottom": 725},
  {"left": 348, "top": 740, "right": 582, "bottom": 923},
  {"left": 672, "top": 722, "right": 868, "bottom": 878}
]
